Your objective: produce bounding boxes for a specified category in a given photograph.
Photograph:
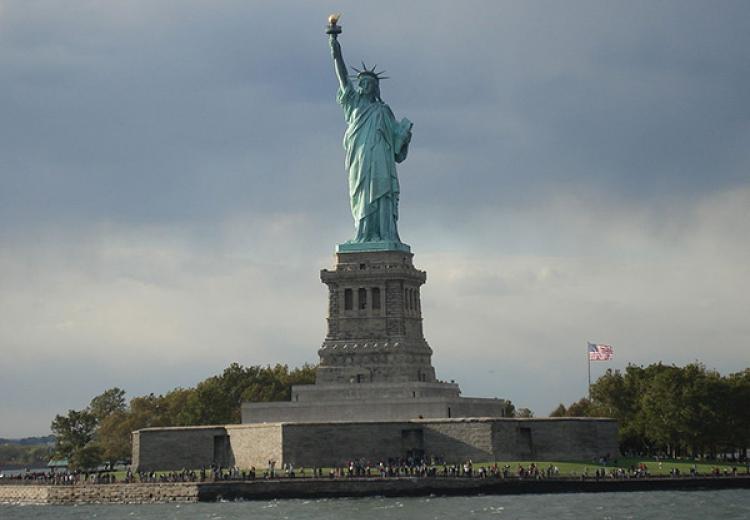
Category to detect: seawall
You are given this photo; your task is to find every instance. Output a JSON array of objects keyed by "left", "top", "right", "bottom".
[
  {"left": 0, "top": 482, "right": 199, "bottom": 504},
  {"left": 2, "top": 476, "right": 750, "bottom": 504},
  {"left": 197, "top": 475, "right": 750, "bottom": 500}
]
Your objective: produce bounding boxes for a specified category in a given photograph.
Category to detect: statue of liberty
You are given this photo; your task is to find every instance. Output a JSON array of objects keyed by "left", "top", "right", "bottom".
[{"left": 327, "top": 15, "right": 413, "bottom": 252}]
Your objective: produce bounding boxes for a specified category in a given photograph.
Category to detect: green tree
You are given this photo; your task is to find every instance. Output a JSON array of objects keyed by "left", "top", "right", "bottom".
[
  {"left": 89, "top": 387, "right": 126, "bottom": 422},
  {"left": 640, "top": 364, "right": 688, "bottom": 457},
  {"left": 158, "top": 387, "right": 198, "bottom": 426},
  {"left": 127, "top": 393, "right": 175, "bottom": 429},
  {"left": 501, "top": 400, "right": 516, "bottom": 417},
  {"left": 239, "top": 365, "right": 296, "bottom": 404},
  {"left": 722, "top": 369, "right": 750, "bottom": 457},
  {"left": 181, "top": 363, "right": 317, "bottom": 425},
  {"left": 96, "top": 410, "right": 132, "bottom": 465},
  {"left": 69, "top": 444, "right": 103, "bottom": 470},
  {"left": 567, "top": 398, "right": 597, "bottom": 417},
  {"left": 549, "top": 403, "right": 567, "bottom": 417},
  {"left": 590, "top": 366, "right": 653, "bottom": 453},
  {"left": 565, "top": 362, "right": 750, "bottom": 458},
  {"left": 677, "top": 364, "right": 726, "bottom": 457},
  {"left": 50, "top": 409, "right": 98, "bottom": 462},
  {"left": 49, "top": 362, "right": 319, "bottom": 469},
  {"left": 548, "top": 398, "right": 599, "bottom": 418}
]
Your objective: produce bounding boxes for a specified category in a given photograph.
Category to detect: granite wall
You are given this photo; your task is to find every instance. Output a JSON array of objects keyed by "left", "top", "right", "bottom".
[
  {"left": 491, "top": 418, "right": 620, "bottom": 461},
  {"left": 226, "top": 424, "right": 283, "bottom": 469},
  {"left": 132, "top": 426, "right": 227, "bottom": 472},
  {"left": 281, "top": 422, "right": 407, "bottom": 467},
  {"left": 242, "top": 397, "right": 507, "bottom": 424},
  {"left": 133, "top": 418, "right": 618, "bottom": 471},
  {"left": 422, "top": 419, "right": 496, "bottom": 462}
]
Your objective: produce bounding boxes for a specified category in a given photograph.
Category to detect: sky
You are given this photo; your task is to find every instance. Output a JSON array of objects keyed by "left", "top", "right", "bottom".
[{"left": 1, "top": 0, "right": 749, "bottom": 437}]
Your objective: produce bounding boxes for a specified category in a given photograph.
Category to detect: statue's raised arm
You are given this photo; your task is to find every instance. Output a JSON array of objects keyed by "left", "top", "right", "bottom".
[{"left": 330, "top": 36, "right": 349, "bottom": 91}]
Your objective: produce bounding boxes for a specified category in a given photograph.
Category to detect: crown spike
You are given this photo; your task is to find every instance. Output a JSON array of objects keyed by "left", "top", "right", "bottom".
[{"left": 352, "top": 61, "right": 390, "bottom": 81}]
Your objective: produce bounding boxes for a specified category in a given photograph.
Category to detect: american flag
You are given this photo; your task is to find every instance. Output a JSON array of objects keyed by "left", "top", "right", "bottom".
[{"left": 588, "top": 342, "right": 614, "bottom": 361}]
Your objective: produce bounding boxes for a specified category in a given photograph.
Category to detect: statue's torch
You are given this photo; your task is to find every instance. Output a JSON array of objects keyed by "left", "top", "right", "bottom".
[{"left": 326, "top": 13, "right": 342, "bottom": 37}]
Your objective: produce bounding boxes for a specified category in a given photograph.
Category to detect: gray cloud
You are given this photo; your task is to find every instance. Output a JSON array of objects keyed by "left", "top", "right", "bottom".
[{"left": 1, "top": 0, "right": 749, "bottom": 435}]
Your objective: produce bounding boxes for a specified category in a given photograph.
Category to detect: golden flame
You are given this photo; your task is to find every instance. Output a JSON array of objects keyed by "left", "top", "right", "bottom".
[{"left": 328, "top": 13, "right": 341, "bottom": 25}]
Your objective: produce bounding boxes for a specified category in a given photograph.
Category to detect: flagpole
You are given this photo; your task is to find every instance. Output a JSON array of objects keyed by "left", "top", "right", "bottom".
[{"left": 587, "top": 343, "right": 591, "bottom": 400}]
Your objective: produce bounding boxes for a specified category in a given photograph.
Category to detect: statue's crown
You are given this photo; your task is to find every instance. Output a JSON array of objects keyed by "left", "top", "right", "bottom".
[{"left": 350, "top": 62, "right": 389, "bottom": 81}]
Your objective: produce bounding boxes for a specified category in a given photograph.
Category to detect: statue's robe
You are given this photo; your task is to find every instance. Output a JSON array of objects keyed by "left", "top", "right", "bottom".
[{"left": 337, "top": 82, "right": 409, "bottom": 243}]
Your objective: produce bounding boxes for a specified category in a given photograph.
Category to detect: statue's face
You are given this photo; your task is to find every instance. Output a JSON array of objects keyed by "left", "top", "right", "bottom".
[{"left": 358, "top": 75, "right": 377, "bottom": 97}]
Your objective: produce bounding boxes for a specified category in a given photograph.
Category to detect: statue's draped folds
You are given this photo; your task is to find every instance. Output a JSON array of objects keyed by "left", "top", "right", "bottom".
[{"left": 337, "top": 83, "right": 410, "bottom": 244}]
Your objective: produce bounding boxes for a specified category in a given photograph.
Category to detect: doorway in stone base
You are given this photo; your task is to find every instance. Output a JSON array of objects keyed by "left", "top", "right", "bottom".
[
  {"left": 213, "top": 434, "right": 231, "bottom": 467},
  {"left": 401, "top": 428, "right": 424, "bottom": 459},
  {"left": 518, "top": 427, "right": 534, "bottom": 458}
]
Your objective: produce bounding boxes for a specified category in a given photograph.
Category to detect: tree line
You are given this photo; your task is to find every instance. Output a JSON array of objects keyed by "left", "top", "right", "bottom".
[
  {"left": 551, "top": 363, "right": 750, "bottom": 459},
  {"left": 0, "top": 435, "right": 55, "bottom": 446},
  {"left": 51, "top": 360, "right": 748, "bottom": 469},
  {"left": 51, "top": 363, "right": 316, "bottom": 469},
  {"left": 0, "top": 444, "right": 52, "bottom": 469},
  {"left": 0, "top": 436, "right": 54, "bottom": 469}
]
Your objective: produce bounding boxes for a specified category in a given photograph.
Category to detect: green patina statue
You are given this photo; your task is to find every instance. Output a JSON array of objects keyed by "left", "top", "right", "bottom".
[{"left": 327, "top": 16, "right": 413, "bottom": 252}]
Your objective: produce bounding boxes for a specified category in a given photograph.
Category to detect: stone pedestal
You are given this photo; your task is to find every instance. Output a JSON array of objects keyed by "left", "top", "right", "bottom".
[
  {"left": 241, "top": 249, "right": 508, "bottom": 424},
  {"left": 317, "top": 250, "right": 435, "bottom": 385}
]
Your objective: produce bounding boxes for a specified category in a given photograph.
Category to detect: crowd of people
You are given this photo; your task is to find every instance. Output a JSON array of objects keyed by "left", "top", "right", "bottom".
[
  {"left": 0, "top": 470, "right": 118, "bottom": 485},
  {"left": 1, "top": 457, "right": 747, "bottom": 485}
]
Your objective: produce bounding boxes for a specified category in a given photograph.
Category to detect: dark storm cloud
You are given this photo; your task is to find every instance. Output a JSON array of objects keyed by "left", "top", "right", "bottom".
[
  {"left": 0, "top": 1, "right": 339, "bottom": 228},
  {"left": 2, "top": 0, "right": 748, "bottom": 231},
  {"left": 1, "top": 0, "right": 749, "bottom": 435}
]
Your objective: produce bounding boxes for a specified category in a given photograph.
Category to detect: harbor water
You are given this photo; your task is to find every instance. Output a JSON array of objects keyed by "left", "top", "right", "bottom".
[{"left": 1, "top": 489, "right": 749, "bottom": 519}]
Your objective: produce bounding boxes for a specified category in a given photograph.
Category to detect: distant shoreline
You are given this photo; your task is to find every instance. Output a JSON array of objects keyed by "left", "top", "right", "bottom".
[
  {"left": 0, "top": 466, "right": 47, "bottom": 472},
  {"left": 1, "top": 475, "right": 750, "bottom": 504}
]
